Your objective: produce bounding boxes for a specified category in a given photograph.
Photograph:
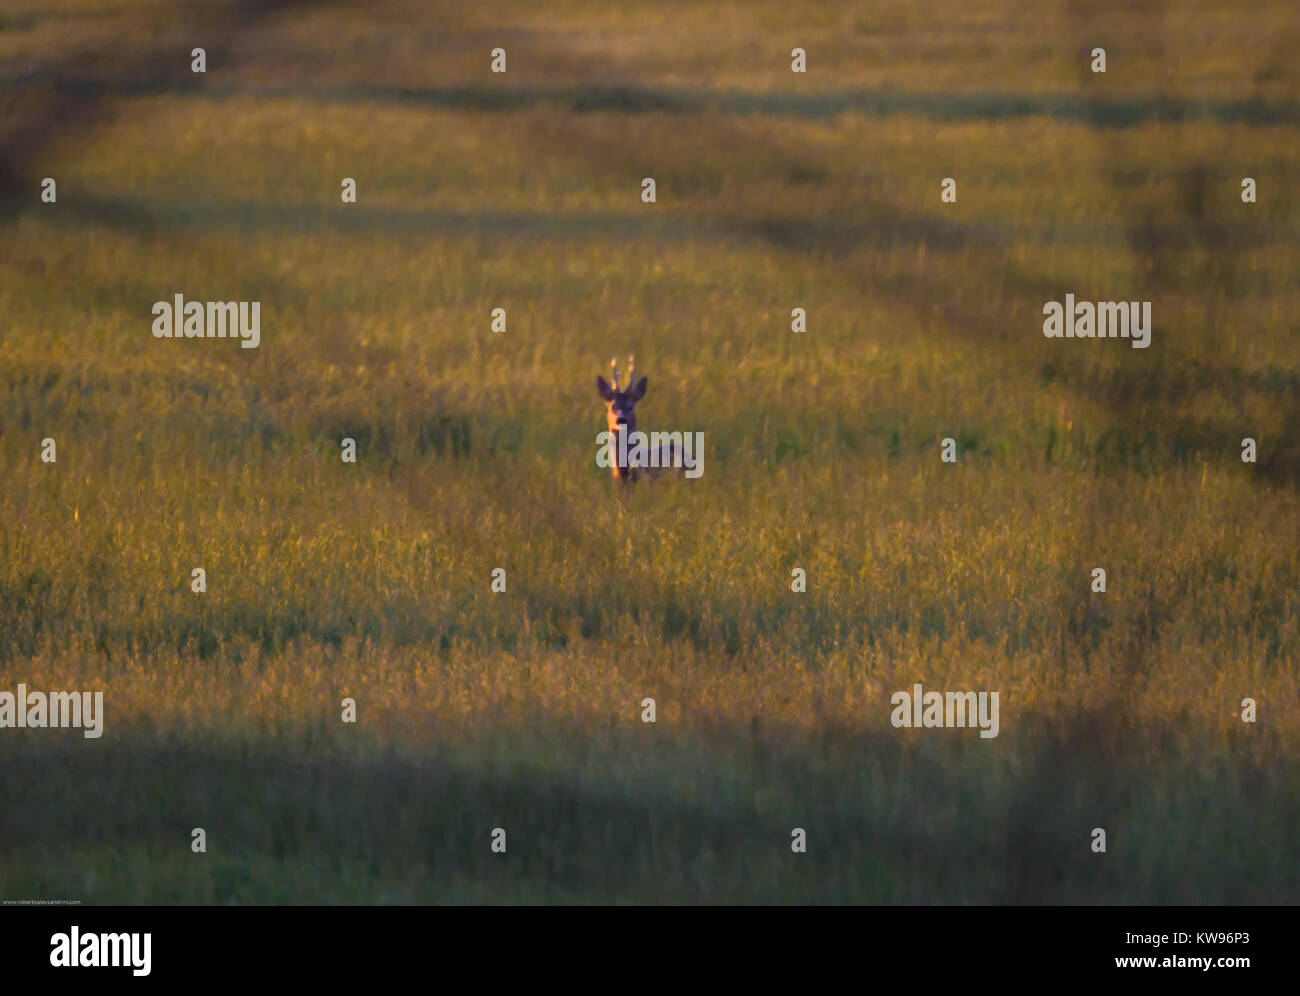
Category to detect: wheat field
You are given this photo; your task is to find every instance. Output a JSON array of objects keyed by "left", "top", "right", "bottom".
[{"left": 1, "top": 0, "right": 1298, "bottom": 903}]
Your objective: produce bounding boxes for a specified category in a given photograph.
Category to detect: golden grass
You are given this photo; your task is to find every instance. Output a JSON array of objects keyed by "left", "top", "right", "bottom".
[{"left": 1, "top": 0, "right": 1298, "bottom": 903}]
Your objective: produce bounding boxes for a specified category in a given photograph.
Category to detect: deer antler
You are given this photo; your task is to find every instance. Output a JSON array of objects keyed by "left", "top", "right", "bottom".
[
  {"left": 626, "top": 353, "right": 635, "bottom": 387},
  {"left": 610, "top": 356, "right": 620, "bottom": 392}
]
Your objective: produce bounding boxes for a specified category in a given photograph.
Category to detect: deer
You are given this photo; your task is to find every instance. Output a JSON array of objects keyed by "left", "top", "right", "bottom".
[{"left": 596, "top": 355, "right": 697, "bottom": 482}]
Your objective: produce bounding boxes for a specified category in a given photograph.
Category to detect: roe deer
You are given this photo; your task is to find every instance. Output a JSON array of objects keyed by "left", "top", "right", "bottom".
[{"left": 596, "top": 355, "right": 691, "bottom": 482}]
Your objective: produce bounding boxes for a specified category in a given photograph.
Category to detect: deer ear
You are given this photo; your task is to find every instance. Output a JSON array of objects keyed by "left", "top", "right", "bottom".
[
  {"left": 596, "top": 376, "right": 614, "bottom": 401},
  {"left": 629, "top": 376, "right": 648, "bottom": 401}
]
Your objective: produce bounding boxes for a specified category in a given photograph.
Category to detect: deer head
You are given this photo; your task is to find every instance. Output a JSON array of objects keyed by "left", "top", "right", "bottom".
[{"left": 596, "top": 355, "right": 647, "bottom": 480}]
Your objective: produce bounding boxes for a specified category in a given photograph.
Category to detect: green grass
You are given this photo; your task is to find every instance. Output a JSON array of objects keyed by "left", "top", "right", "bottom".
[{"left": 1, "top": 0, "right": 1298, "bottom": 903}]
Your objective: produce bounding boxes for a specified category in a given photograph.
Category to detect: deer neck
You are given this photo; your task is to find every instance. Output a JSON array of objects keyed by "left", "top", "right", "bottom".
[{"left": 609, "top": 421, "right": 639, "bottom": 480}]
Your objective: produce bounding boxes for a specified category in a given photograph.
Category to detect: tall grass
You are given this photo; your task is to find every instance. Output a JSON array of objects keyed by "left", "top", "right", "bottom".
[{"left": 1, "top": 0, "right": 1298, "bottom": 902}]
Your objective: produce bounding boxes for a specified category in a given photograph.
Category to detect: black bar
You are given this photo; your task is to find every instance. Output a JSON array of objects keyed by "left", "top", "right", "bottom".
[{"left": 0, "top": 906, "right": 1279, "bottom": 983}]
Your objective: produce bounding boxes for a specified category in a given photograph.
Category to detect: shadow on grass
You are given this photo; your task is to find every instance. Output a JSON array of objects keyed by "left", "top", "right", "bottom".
[
  {"left": 1, "top": 707, "right": 1296, "bottom": 903},
  {"left": 6, "top": 73, "right": 1300, "bottom": 127}
]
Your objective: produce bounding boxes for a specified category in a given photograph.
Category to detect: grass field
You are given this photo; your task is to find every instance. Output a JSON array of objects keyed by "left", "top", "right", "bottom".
[{"left": 1, "top": 0, "right": 1298, "bottom": 903}]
